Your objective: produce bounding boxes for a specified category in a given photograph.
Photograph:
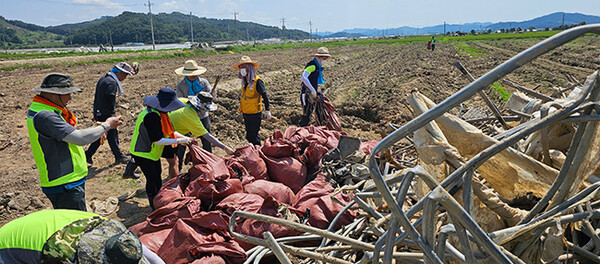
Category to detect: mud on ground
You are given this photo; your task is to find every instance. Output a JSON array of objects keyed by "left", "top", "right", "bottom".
[{"left": 0, "top": 36, "right": 598, "bottom": 226}]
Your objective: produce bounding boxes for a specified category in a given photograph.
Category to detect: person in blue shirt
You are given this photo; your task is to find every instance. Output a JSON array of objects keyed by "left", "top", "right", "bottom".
[{"left": 174, "top": 60, "right": 214, "bottom": 152}]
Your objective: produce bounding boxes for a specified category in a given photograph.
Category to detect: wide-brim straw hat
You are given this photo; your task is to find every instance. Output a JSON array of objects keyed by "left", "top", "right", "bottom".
[
  {"left": 143, "top": 87, "right": 186, "bottom": 112},
  {"left": 114, "top": 62, "right": 135, "bottom": 75},
  {"left": 175, "top": 60, "right": 207, "bottom": 76},
  {"left": 232, "top": 55, "right": 260, "bottom": 70},
  {"left": 313, "top": 47, "right": 331, "bottom": 57},
  {"left": 32, "top": 73, "right": 82, "bottom": 95}
]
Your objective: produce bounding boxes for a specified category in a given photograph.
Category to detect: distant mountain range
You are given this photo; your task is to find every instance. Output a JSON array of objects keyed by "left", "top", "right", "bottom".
[
  {"left": 319, "top": 12, "right": 600, "bottom": 37},
  {"left": 0, "top": 12, "right": 598, "bottom": 48},
  {"left": 0, "top": 11, "right": 309, "bottom": 48}
]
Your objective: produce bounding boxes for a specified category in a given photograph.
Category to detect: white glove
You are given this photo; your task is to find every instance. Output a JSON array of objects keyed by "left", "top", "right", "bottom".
[
  {"left": 311, "top": 90, "right": 317, "bottom": 100},
  {"left": 263, "top": 110, "right": 272, "bottom": 121},
  {"left": 176, "top": 137, "right": 192, "bottom": 144}
]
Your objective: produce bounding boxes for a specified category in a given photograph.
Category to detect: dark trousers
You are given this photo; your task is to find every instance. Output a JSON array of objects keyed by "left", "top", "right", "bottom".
[
  {"left": 85, "top": 128, "right": 125, "bottom": 162},
  {"left": 135, "top": 155, "right": 162, "bottom": 210},
  {"left": 431, "top": 44, "right": 435, "bottom": 51},
  {"left": 176, "top": 145, "right": 186, "bottom": 171},
  {"left": 200, "top": 116, "right": 212, "bottom": 153},
  {"left": 299, "top": 93, "right": 315, "bottom": 127},
  {"left": 44, "top": 183, "right": 86, "bottom": 211},
  {"left": 243, "top": 113, "right": 262, "bottom": 146}
]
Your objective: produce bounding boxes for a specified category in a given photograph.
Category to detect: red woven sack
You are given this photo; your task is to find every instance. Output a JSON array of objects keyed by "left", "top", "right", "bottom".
[
  {"left": 215, "top": 193, "right": 264, "bottom": 216},
  {"left": 190, "top": 255, "right": 226, "bottom": 264},
  {"left": 243, "top": 179, "right": 295, "bottom": 205},
  {"left": 261, "top": 153, "right": 307, "bottom": 193},
  {"left": 227, "top": 144, "right": 269, "bottom": 180},
  {"left": 360, "top": 140, "right": 379, "bottom": 156},
  {"left": 153, "top": 174, "right": 189, "bottom": 209},
  {"left": 261, "top": 130, "right": 298, "bottom": 158},
  {"left": 157, "top": 218, "right": 247, "bottom": 264},
  {"left": 299, "top": 141, "right": 330, "bottom": 174},
  {"left": 293, "top": 178, "right": 356, "bottom": 229},
  {"left": 237, "top": 196, "right": 302, "bottom": 250},
  {"left": 188, "top": 178, "right": 244, "bottom": 210},
  {"left": 186, "top": 143, "right": 231, "bottom": 182}
]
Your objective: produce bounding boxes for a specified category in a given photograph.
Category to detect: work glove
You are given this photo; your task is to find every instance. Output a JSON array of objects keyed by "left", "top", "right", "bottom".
[
  {"left": 263, "top": 110, "right": 272, "bottom": 121},
  {"left": 177, "top": 137, "right": 192, "bottom": 145},
  {"left": 311, "top": 90, "right": 317, "bottom": 100},
  {"left": 224, "top": 146, "right": 235, "bottom": 155}
]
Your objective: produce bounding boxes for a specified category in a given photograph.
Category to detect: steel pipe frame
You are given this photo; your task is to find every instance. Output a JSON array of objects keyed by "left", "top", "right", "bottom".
[
  {"left": 369, "top": 24, "right": 600, "bottom": 263},
  {"left": 375, "top": 70, "right": 598, "bottom": 261},
  {"left": 263, "top": 231, "right": 292, "bottom": 264}
]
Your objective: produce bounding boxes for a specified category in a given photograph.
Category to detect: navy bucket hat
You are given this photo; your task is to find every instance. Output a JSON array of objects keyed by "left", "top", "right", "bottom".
[{"left": 143, "top": 87, "right": 185, "bottom": 112}]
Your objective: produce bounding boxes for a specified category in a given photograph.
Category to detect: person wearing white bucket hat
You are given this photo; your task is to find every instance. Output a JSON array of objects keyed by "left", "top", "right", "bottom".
[
  {"left": 233, "top": 55, "right": 272, "bottom": 146},
  {"left": 300, "top": 47, "right": 331, "bottom": 126},
  {"left": 163, "top": 91, "right": 235, "bottom": 178},
  {"left": 174, "top": 60, "right": 214, "bottom": 153}
]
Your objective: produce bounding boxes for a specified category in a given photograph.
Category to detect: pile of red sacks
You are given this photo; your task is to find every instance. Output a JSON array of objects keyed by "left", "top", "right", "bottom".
[{"left": 130, "top": 126, "right": 358, "bottom": 264}]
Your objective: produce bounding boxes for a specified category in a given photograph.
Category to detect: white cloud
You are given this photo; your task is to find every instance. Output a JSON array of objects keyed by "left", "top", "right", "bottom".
[{"left": 72, "top": 0, "right": 123, "bottom": 9}]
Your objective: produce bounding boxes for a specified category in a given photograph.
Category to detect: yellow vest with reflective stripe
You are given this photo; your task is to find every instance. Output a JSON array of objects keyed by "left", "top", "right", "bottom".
[
  {"left": 130, "top": 108, "right": 164, "bottom": 161},
  {"left": 240, "top": 76, "right": 263, "bottom": 114},
  {"left": 26, "top": 102, "right": 87, "bottom": 187}
]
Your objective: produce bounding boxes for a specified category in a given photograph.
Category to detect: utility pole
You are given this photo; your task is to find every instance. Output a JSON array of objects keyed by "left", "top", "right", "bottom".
[
  {"left": 108, "top": 27, "right": 113, "bottom": 51},
  {"left": 145, "top": 0, "right": 156, "bottom": 50},
  {"left": 444, "top": 21, "right": 446, "bottom": 35},
  {"left": 233, "top": 11, "right": 239, "bottom": 41},
  {"left": 562, "top": 13, "right": 565, "bottom": 27},
  {"left": 315, "top": 28, "right": 318, "bottom": 40},
  {"left": 280, "top": 18, "right": 286, "bottom": 41},
  {"left": 309, "top": 20, "right": 313, "bottom": 40},
  {"left": 190, "top": 12, "right": 194, "bottom": 43}
]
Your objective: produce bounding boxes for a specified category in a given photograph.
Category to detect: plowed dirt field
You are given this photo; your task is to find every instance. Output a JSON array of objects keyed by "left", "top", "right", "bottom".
[{"left": 1, "top": 36, "right": 598, "bottom": 226}]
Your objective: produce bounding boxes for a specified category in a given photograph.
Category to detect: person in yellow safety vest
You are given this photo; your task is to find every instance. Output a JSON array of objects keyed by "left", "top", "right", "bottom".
[
  {"left": 27, "top": 73, "right": 123, "bottom": 211},
  {"left": 232, "top": 56, "right": 272, "bottom": 145},
  {"left": 0, "top": 209, "right": 164, "bottom": 264},
  {"left": 123, "top": 87, "right": 190, "bottom": 210},
  {"left": 164, "top": 92, "right": 235, "bottom": 179}
]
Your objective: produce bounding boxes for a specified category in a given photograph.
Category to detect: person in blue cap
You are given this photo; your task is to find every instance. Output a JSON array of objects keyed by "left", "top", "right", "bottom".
[
  {"left": 86, "top": 62, "right": 137, "bottom": 165},
  {"left": 123, "top": 87, "right": 191, "bottom": 210}
]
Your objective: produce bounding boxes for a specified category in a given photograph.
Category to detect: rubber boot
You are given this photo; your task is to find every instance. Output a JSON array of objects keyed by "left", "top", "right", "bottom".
[{"left": 122, "top": 158, "right": 140, "bottom": 179}]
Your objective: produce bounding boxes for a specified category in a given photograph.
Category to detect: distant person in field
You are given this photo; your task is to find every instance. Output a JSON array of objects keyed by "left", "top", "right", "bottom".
[
  {"left": 27, "top": 73, "right": 123, "bottom": 211},
  {"left": 85, "top": 62, "right": 137, "bottom": 166},
  {"left": 124, "top": 88, "right": 191, "bottom": 210},
  {"left": 431, "top": 36, "right": 436, "bottom": 51},
  {"left": 174, "top": 60, "right": 214, "bottom": 152},
  {"left": 233, "top": 55, "right": 272, "bottom": 145},
  {"left": 164, "top": 92, "right": 235, "bottom": 179},
  {"left": 300, "top": 47, "right": 331, "bottom": 127}
]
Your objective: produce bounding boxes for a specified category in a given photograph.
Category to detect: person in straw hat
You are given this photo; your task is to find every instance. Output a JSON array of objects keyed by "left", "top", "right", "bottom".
[
  {"left": 27, "top": 73, "right": 123, "bottom": 211},
  {"left": 232, "top": 55, "right": 272, "bottom": 146},
  {"left": 86, "top": 62, "right": 137, "bottom": 166},
  {"left": 164, "top": 91, "right": 235, "bottom": 179},
  {"left": 123, "top": 87, "right": 192, "bottom": 210},
  {"left": 174, "top": 60, "right": 215, "bottom": 153},
  {"left": 0, "top": 209, "right": 164, "bottom": 263},
  {"left": 299, "top": 46, "right": 331, "bottom": 127}
]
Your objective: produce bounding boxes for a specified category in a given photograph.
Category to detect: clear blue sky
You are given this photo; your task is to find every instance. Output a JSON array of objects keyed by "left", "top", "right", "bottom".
[{"left": 1, "top": 0, "right": 599, "bottom": 32}]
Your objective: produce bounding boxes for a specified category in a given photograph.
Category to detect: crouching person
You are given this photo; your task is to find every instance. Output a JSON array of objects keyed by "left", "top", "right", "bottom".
[
  {"left": 164, "top": 91, "right": 235, "bottom": 179},
  {"left": 27, "top": 73, "right": 122, "bottom": 211},
  {"left": 0, "top": 209, "right": 163, "bottom": 264},
  {"left": 124, "top": 88, "right": 191, "bottom": 210}
]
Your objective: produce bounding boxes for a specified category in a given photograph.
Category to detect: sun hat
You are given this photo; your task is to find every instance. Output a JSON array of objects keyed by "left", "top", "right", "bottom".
[
  {"left": 189, "top": 91, "right": 218, "bottom": 111},
  {"left": 143, "top": 87, "right": 186, "bottom": 112},
  {"left": 232, "top": 55, "right": 260, "bottom": 70},
  {"left": 313, "top": 47, "right": 331, "bottom": 57},
  {"left": 114, "top": 62, "right": 136, "bottom": 75},
  {"left": 32, "top": 73, "right": 82, "bottom": 95},
  {"left": 77, "top": 219, "right": 150, "bottom": 264},
  {"left": 175, "top": 60, "right": 207, "bottom": 76}
]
